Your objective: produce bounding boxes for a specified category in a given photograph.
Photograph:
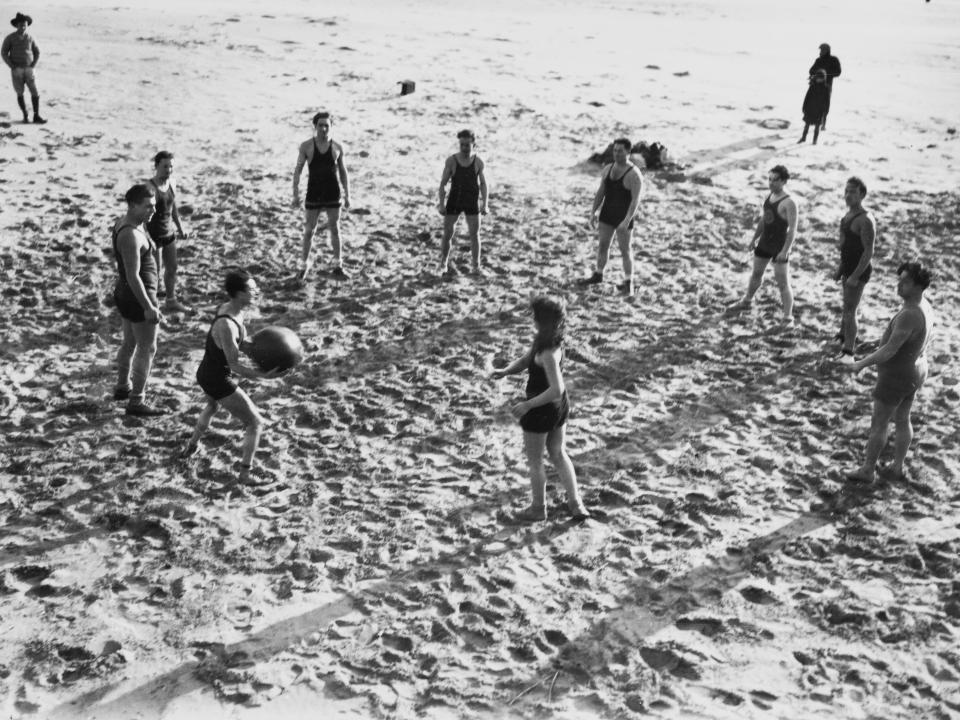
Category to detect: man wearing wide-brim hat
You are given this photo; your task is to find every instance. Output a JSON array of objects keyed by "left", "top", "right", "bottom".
[{"left": 1, "top": 12, "right": 47, "bottom": 123}]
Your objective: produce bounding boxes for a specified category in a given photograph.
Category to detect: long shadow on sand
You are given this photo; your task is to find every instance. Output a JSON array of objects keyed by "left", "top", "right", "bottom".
[{"left": 47, "top": 473, "right": 881, "bottom": 719}]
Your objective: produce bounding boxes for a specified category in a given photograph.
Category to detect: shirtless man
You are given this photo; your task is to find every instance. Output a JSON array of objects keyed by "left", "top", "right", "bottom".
[
  {"left": 1, "top": 12, "right": 45, "bottom": 123},
  {"left": 146, "top": 150, "right": 189, "bottom": 312},
  {"left": 579, "top": 137, "right": 643, "bottom": 296},
  {"left": 729, "top": 165, "right": 799, "bottom": 326},
  {"left": 112, "top": 185, "right": 164, "bottom": 417},
  {"left": 842, "top": 262, "right": 934, "bottom": 483},
  {"left": 834, "top": 176, "right": 876, "bottom": 363},
  {"left": 292, "top": 111, "right": 351, "bottom": 279},
  {"left": 184, "top": 270, "right": 280, "bottom": 484},
  {"left": 437, "top": 129, "right": 488, "bottom": 277}
]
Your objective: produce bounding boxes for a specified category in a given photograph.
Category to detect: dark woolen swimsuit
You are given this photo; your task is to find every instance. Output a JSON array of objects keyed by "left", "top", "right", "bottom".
[
  {"left": 755, "top": 194, "right": 789, "bottom": 259},
  {"left": 196, "top": 314, "right": 245, "bottom": 400},
  {"left": 305, "top": 141, "right": 341, "bottom": 209},
  {"left": 445, "top": 157, "right": 480, "bottom": 216},
  {"left": 520, "top": 347, "right": 569, "bottom": 434},
  {"left": 598, "top": 165, "right": 637, "bottom": 229},
  {"left": 838, "top": 210, "right": 872, "bottom": 283},
  {"left": 112, "top": 221, "right": 158, "bottom": 323}
]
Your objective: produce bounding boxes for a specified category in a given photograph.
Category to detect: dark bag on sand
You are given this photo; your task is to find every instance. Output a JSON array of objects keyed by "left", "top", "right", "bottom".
[
  {"left": 635, "top": 141, "right": 666, "bottom": 170},
  {"left": 589, "top": 140, "right": 668, "bottom": 169}
]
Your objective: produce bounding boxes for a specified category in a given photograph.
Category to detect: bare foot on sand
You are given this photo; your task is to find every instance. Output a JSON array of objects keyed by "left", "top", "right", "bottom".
[{"left": 845, "top": 467, "right": 876, "bottom": 484}]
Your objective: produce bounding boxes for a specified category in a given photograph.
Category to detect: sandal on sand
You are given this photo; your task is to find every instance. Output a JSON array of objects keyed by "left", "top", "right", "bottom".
[
  {"left": 511, "top": 504, "right": 547, "bottom": 523},
  {"left": 568, "top": 502, "right": 591, "bottom": 522}
]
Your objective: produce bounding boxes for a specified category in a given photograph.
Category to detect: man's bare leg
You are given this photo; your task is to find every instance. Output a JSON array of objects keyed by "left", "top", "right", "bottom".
[
  {"left": 729, "top": 256, "right": 770, "bottom": 310},
  {"left": 615, "top": 226, "right": 634, "bottom": 294},
  {"left": 466, "top": 214, "right": 482, "bottom": 274},
  {"left": 220, "top": 388, "right": 264, "bottom": 479},
  {"left": 439, "top": 214, "right": 458, "bottom": 274},
  {"left": 847, "top": 399, "right": 897, "bottom": 481},
  {"left": 300, "top": 208, "right": 321, "bottom": 279},
  {"left": 891, "top": 394, "right": 916, "bottom": 478},
  {"left": 326, "top": 207, "right": 343, "bottom": 270},
  {"left": 841, "top": 281, "right": 866, "bottom": 354},
  {"left": 773, "top": 260, "right": 794, "bottom": 322}
]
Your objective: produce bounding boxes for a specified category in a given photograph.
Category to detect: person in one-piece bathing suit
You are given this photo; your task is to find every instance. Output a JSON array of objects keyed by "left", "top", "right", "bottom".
[
  {"left": 580, "top": 137, "right": 642, "bottom": 296},
  {"left": 834, "top": 176, "right": 876, "bottom": 362},
  {"left": 292, "top": 111, "right": 351, "bottom": 279},
  {"left": 183, "top": 271, "right": 280, "bottom": 484},
  {"left": 841, "top": 262, "right": 934, "bottom": 484},
  {"left": 492, "top": 296, "right": 589, "bottom": 522},
  {"left": 437, "top": 128, "right": 488, "bottom": 277}
]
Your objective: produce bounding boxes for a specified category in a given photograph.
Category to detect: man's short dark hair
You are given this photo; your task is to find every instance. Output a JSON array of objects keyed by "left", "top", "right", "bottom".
[
  {"left": 225, "top": 270, "right": 253, "bottom": 297},
  {"left": 613, "top": 137, "right": 632, "bottom": 151},
  {"left": 846, "top": 176, "right": 867, "bottom": 196},
  {"left": 125, "top": 184, "right": 153, "bottom": 205},
  {"left": 153, "top": 150, "right": 173, "bottom": 166},
  {"left": 770, "top": 165, "right": 790, "bottom": 182},
  {"left": 457, "top": 129, "right": 475, "bottom": 142},
  {"left": 897, "top": 261, "right": 931, "bottom": 290},
  {"left": 312, "top": 111, "right": 332, "bottom": 126}
]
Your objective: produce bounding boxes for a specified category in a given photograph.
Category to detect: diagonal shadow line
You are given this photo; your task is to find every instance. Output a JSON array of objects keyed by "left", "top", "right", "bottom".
[
  {"left": 678, "top": 133, "right": 786, "bottom": 166},
  {"left": 46, "top": 519, "right": 580, "bottom": 719},
  {"left": 500, "top": 483, "right": 883, "bottom": 706}
]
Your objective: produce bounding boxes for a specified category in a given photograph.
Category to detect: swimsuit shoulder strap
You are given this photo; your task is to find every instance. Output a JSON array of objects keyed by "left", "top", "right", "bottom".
[
  {"left": 112, "top": 222, "right": 138, "bottom": 251},
  {"left": 211, "top": 314, "right": 245, "bottom": 342}
]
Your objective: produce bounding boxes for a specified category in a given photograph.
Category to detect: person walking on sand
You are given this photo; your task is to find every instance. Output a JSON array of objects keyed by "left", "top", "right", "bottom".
[
  {"left": 183, "top": 270, "right": 283, "bottom": 484},
  {"left": 492, "top": 296, "right": 589, "bottom": 522},
  {"left": 112, "top": 184, "right": 164, "bottom": 417},
  {"left": 437, "top": 129, "right": 488, "bottom": 278},
  {"left": 798, "top": 69, "right": 829, "bottom": 145},
  {"left": 146, "top": 151, "right": 190, "bottom": 312},
  {"left": 840, "top": 261, "right": 934, "bottom": 484},
  {"left": 834, "top": 176, "right": 876, "bottom": 363},
  {"left": 292, "top": 111, "right": 351, "bottom": 280},
  {"left": 809, "top": 43, "right": 841, "bottom": 131},
  {"left": 579, "top": 137, "right": 642, "bottom": 296},
  {"left": 1, "top": 12, "right": 46, "bottom": 124},
  {"left": 728, "top": 165, "right": 799, "bottom": 327}
]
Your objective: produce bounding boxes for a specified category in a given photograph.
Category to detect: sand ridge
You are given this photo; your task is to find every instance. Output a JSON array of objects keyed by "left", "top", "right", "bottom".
[{"left": 2, "top": 1, "right": 960, "bottom": 719}]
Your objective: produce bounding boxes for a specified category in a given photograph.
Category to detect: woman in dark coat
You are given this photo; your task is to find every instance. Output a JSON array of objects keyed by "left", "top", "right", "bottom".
[{"left": 799, "top": 69, "right": 829, "bottom": 145}]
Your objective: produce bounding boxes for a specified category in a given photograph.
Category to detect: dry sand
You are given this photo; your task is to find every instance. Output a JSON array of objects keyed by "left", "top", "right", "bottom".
[{"left": 1, "top": 0, "right": 959, "bottom": 718}]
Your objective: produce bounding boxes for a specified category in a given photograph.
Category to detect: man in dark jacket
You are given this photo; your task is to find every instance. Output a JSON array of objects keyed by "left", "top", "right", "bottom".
[{"left": 809, "top": 43, "right": 841, "bottom": 130}]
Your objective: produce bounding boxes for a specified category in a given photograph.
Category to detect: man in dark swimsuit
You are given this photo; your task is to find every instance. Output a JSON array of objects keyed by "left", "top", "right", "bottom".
[
  {"left": 183, "top": 271, "right": 280, "bottom": 484},
  {"left": 292, "top": 111, "right": 351, "bottom": 280},
  {"left": 579, "top": 137, "right": 642, "bottom": 296},
  {"left": 728, "top": 165, "right": 799, "bottom": 327},
  {"left": 146, "top": 150, "right": 189, "bottom": 312},
  {"left": 834, "top": 176, "right": 876, "bottom": 363},
  {"left": 437, "top": 129, "right": 488, "bottom": 277},
  {"left": 841, "top": 262, "right": 934, "bottom": 483},
  {"left": 112, "top": 184, "right": 164, "bottom": 417},
  {"left": 809, "top": 43, "right": 841, "bottom": 131}
]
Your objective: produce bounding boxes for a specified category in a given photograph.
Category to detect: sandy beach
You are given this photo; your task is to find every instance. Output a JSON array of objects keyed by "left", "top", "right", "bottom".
[{"left": 1, "top": 0, "right": 959, "bottom": 718}]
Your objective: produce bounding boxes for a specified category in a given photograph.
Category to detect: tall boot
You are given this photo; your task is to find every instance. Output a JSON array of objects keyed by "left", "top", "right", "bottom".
[
  {"left": 31, "top": 95, "right": 46, "bottom": 124},
  {"left": 16, "top": 94, "right": 28, "bottom": 122}
]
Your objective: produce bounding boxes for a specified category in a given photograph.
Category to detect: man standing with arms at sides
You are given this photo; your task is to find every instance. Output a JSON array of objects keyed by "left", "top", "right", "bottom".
[
  {"left": 437, "top": 129, "right": 488, "bottom": 278},
  {"left": 834, "top": 176, "right": 876, "bottom": 363},
  {"left": 579, "top": 137, "right": 642, "bottom": 296},
  {"left": 728, "top": 165, "right": 799, "bottom": 327},
  {"left": 1, "top": 12, "right": 45, "bottom": 124},
  {"left": 147, "top": 151, "right": 189, "bottom": 312},
  {"left": 841, "top": 262, "right": 934, "bottom": 484},
  {"left": 112, "top": 185, "right": 164, "bottom": 417},
  {"left": 809, "top": 43, "right": 841, "bottom": 131},
  {"left": 292, "top": 111, "right": 351, "bottom": 281}
]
